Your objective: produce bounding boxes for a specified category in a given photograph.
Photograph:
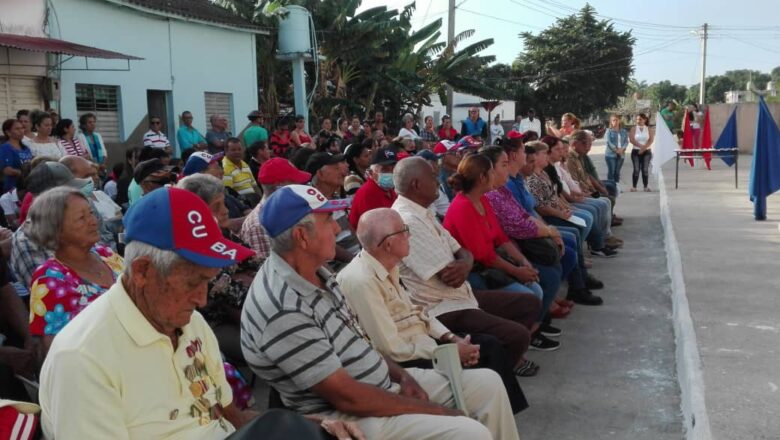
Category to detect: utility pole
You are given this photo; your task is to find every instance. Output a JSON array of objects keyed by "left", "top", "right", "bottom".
[
  {"left": 699, "top": 23, "right": 708, "bottom": 105},
  {"left": 446, "top": 0, "right": 455, "bottom": 116}
]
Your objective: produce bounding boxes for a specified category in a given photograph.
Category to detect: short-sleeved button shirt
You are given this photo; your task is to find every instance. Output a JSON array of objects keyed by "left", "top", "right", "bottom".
[
  {"left": 241, "top": 252, "right": 392, "bottom": 414},
  {"left": 39, "top": 280, "right": 235, "bottom": 439},
  {"left": 222, "top": 159, "right": 255, "bottom": 195}
]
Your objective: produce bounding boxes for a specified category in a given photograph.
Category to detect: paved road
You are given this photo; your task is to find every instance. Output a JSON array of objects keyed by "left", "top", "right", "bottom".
[
  {"left": 519, "top": 146, "right": 682, "bottom": 439},
  {"left": 662, "top": 156, "right": 780, "bottom": 440}
]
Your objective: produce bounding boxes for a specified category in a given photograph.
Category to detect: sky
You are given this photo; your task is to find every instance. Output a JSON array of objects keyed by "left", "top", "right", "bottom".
[{"left": 358, "top": 0, "right": 780, "bottom": 87}]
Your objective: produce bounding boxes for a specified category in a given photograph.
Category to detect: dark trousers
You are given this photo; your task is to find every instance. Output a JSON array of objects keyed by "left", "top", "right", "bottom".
[
  {"left": 437, "top": 290, "right": 540, "bottom": 368},
  {"left": 227, "top": 408, "right": 325, "bottom": 440},
  {"left": 632, "top": 149, "right": 652, "bottom": 188}
]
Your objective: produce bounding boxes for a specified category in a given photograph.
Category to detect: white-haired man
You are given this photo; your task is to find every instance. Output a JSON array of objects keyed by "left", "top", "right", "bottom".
[
  {"left": 242, "top": 185, "right": 519, "bottom": 440},
  {"left": 38, "top": 187, "right": 345, "bottom": 439}
]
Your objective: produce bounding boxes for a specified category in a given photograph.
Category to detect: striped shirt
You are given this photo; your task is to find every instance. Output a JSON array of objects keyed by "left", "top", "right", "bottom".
[
  {"left": 241, "top": 252, "right": 392, "bottom": 414},
  {"left": 142, "top": 130, "right": 171, "bottom": 149},
  {"left": 222, "top": 158, "right": 256, "bottom": 195},
  {"left": 57, "top": 137, "right": 90, "bottom": 158}
]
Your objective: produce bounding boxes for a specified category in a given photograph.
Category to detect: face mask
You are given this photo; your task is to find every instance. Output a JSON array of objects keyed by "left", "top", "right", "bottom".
[
  {"left": 377, "top": 173, "right": 395, "bottom": 190},
  {"left": 80, "top": 180, "right": 95, "bottom": 197}
]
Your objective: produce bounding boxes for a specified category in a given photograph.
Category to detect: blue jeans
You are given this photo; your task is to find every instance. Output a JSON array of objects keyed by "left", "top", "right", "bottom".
[
  {"left": 467, "top": 273, "right": 543, "bottom": 301},
  {"left": 602, "top": 180, "right": 618, "bottom": 198},
  {"left": 532, "top": 262, "right": 562, "bottom": 322},
  {"left": 605, "top": 155, "right": 625, "bottom": 183},
  {"left": 546, "top": 209, "right": 604, "bottom": 250},
  {"left": 573, "top": 199, "right": 611, "bottom": 240},
  {"left": 557, "top": 227, "right": 587, "bottom": 290}
]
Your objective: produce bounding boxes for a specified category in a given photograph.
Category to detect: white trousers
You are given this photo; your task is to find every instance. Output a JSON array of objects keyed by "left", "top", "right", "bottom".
[{"left": 317, "top": 367, "right": 520, "bottom": 440}]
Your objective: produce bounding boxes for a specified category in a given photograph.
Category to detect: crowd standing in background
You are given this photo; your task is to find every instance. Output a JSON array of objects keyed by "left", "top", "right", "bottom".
[{"left": 0, "top": 104, "right": 653, "bottom": 439}]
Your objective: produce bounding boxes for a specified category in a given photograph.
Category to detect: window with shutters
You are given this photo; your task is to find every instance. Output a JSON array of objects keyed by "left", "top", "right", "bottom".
[
  {"left": 204, "top": 92, "right": 233, "bottom": 133},
  {"left": 75, "top": 84, "right": 121, "bottom": 142},
  {"left": 0, "top": 76, "right": 44, "bottom": 122}
]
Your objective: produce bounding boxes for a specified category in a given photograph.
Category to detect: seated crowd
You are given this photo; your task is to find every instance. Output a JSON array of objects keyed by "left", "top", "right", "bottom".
[{"left": 0, "top": 106, "right": 627, "bottom": 439}]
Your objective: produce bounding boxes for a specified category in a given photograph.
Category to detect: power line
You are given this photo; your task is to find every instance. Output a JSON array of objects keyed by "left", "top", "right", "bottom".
[{"left": 458, "top": 7, "right": 544, "bottom": 29}]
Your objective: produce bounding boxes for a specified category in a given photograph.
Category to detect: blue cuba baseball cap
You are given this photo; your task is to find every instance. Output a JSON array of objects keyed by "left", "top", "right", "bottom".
[
  {"left": 123, "top": 187, "right": 254, "bottom": 268},
  {"left": 261, "top": 185, "right": 351, "bottom": 238}
]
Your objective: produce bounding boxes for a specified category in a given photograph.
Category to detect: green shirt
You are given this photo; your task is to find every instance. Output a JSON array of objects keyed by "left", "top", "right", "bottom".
[
  {"left": 243, "top": 125, "right": 269, "bottom": 147},
  {"left": 582, "top": 154, "right": 599, "bottom": 180},
  {"left": 660, "top": 108, "right": 675, "bottom": 131}
]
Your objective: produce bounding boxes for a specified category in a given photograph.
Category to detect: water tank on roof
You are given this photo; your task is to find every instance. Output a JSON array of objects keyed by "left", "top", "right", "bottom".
[{"left": 277, "top": 5, "right": 312, "bottom": 59}]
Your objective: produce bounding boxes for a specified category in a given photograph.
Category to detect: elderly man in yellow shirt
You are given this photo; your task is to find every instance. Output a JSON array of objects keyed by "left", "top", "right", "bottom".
[
  {"left": 222, "top": 137, "right": 260, "bottom": 203},
  {"left": 337, "top": 208, "right": 529, "bottom": 415},
  {"left": 38, "top": 187, "right": 361, "bottom": 440}
]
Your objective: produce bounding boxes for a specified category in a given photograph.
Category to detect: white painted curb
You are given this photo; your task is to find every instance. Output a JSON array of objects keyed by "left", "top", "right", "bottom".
[{"left": 658, "top": 171, "right": 713, "bottom": 440}]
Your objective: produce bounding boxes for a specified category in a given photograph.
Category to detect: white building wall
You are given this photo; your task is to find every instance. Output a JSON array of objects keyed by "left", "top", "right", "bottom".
[
  {"left": 421, "top": 93, "right": 516, "bottom": 128},
  {"left": 51, "top": 0, "right": 258, "bottom": 151}
]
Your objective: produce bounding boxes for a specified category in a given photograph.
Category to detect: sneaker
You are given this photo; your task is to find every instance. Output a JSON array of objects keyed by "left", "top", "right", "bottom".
[
  {"left": 605, "top": 236, "right": 623, "bottom": 248},
  {"left": 540, "top": 323, "right": 562, "bottom": 337},
  {"left": 591, "top": 248, "right": 618, "bottom": 258},
  {"left": 567, "top": 288, "right": 604, "bottom": 306},
  {"left": 530, "top": 333, "right": 561, "bottom": 351},
  {"left": 585, "top": 275, "right": 604, "bottom": 290},
  {"left": 514, "top": 359, "right": 540, "bottom": 377}
]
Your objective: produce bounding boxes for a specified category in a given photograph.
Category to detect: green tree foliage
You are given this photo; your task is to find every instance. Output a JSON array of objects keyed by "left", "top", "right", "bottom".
[
  {"left": 513, "top": 4, "right": 635, "bottom": 119},
  {"left": 771, "top": 66, "right": 780, "bottom": 82},
  {"left": 644, "top": 80, "right": 688, "bottom": 106},
  {"left": 216, "top": 0, "right": 497, "bottom": 128}
]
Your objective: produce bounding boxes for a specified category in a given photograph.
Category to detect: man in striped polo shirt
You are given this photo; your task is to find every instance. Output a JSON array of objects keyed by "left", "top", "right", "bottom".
[{"left": 241, "top": 185, "right": 519, "bottom": 440}]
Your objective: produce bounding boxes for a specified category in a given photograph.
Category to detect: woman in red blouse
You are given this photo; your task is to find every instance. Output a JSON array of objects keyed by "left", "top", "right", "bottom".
[
  {"left": 443, "top": 154, "right": 544, "bottom": 296},
  {"left": 437, "top": 115, "right": 458, "bottom": 141}
]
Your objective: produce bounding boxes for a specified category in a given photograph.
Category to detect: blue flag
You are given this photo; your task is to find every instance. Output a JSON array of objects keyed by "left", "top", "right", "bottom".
[
  {"left": 714, "top": 109, "right": 737, "bottom": 166},
  {"left": 749, "top": 97, "right": 780, "bottom": 220}
]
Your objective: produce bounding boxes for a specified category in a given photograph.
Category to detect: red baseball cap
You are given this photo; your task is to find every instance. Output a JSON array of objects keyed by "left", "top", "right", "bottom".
[
  {"left": 506, "top": 130, "right": 525, "bottom": 140},
  {"left": 258, "top": 157, "right": 311, "bottom": 185},
  {"left": 123, "top": 188, "right": 254, "bottom": 268},
  {"left": 433, "top": 140, "right": 457, "bottom": 155}
]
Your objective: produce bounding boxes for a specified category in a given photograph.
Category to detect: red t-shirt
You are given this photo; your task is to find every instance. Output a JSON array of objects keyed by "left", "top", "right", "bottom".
[
  {"left": 438, "top": 127, "right": 458, "bottom": 141},
  {"left": 348, "top": 178, "right": 397, "bottom": 230},
  {"left": 443, "top": 193, "right": 509, "bottom": 266}
]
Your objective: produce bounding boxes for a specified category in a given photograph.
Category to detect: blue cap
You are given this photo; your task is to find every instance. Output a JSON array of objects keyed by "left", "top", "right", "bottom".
[
  {"left": 416, "top": 150, "right": 439, "bottom": 161},
  {"left": 124, "top": 187, "right": 253, "bottom": 268},
  {"left": 183, "top": 151, "right": 224, "bottom": 176},
  {"left": 261, "top": 185, "right": 351, "bottom": 238}
]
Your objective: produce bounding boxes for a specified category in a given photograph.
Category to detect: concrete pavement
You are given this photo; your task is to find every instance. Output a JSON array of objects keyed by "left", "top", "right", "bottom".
[
  {"left": 519, "top": 144, "right": 683, "bottom": 439},
  {"left": 661, "top": 155, "right": 780, "bottom": 440}
]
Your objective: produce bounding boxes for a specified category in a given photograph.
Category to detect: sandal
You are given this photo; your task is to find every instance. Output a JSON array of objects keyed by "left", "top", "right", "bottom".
[
  {"left": 644, "top": 187, "right": 652, "bottom": 192},
  {"left": 549, "top": 305, "right": 571, "bottom": 319},
  {"left": 555, "top": 297, "right": 575, "bottom": 308},
  {"left": 514, "top": 359, "right": 540, "bottom": 377},
  {"left": 630, "top": 187, "right": 637, "bottom": 192}
]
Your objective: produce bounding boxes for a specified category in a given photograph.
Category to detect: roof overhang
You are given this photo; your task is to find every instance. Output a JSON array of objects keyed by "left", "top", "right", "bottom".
[{"left": 0, "top": 32, "right": 143, "bottom": 60}]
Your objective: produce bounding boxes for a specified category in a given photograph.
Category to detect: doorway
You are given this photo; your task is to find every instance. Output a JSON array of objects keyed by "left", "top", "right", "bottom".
[{"left": 146, "top": 89, "right": 173, "bottom": 141}]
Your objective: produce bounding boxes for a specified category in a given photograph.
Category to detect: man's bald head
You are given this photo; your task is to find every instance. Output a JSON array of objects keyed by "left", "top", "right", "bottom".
[
  {"left": 393, "top": 156, "right": 432, "bottom": 196},
  {"left": 59, "top": 155, "right": 95, "bottom": 179},
  {"left": 356, "top": 208, "right": 403, "bottom": 252}
]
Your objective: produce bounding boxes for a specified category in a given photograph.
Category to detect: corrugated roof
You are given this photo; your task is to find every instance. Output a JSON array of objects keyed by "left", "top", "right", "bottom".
[
  {"left": 115, "top": 0, "right": 266, "bottom": 33},
  {"left": 0, "top": 32, "right": 143, "bottom": 59}
]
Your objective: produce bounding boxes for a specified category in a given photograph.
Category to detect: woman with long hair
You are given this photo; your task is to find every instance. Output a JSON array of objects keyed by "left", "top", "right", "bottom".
[
  {"left": 28, "top": 112, "right": 65, "bottom": 158},
  {"left": 343, "top": 139, "right": 372, "bottom": 196},
  {"left": 54, "top": 119, "right": 90, "bottom": 158},
  {"left": 629, "top": 113, "right": 655, "bottom": 191},
  {"left": 604, "top": 114, "right": 628, "bottom": 183}
]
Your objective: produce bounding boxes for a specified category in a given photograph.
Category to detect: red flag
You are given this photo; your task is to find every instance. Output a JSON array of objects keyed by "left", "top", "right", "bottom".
[
  {"left": 682, "top": 111, "right": 694, "bottom": 166},
  {"left": 701, "top": 108, "right": 713, "bottom": 169}
]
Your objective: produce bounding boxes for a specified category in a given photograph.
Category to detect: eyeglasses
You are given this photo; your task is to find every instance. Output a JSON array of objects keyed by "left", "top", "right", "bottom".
[{"left": 377, "top": 224, "right": 410, "bottom": 246}]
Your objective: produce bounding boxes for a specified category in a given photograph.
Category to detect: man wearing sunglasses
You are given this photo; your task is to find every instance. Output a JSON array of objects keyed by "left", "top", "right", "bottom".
[{"left": 142, "top": 116, "right": 172, "bottom": 155}]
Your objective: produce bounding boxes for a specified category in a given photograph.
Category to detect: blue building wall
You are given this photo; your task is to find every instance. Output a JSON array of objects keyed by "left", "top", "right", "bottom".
[{"left": 51, "top": 0, "right": 259, "bottom": 158}]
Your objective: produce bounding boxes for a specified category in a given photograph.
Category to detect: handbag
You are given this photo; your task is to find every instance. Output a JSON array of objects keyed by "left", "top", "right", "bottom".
[
  {"left": 517, "top": 237, "right": 561, "bottom": 266},
  {"left": 471, "top": 248, "right": 520, "bottom": 289}
]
